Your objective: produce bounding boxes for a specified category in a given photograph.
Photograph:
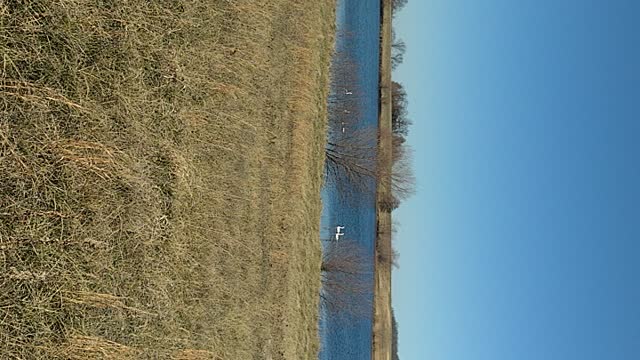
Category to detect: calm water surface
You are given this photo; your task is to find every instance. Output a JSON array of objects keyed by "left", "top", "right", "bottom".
[{"left": 319, "top": 0, "right": 380, "bottom": 359}]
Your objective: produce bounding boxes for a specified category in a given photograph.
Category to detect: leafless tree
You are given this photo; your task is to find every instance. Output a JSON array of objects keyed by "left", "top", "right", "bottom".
[
  {"left": 390, "top": 134, "right": 416, "bottom": 202},
  {"left": 391, "top": 81, "right": 411, "bottom": 137},
  {"left": 325, "top": 127, "right": 415, "bottom": 207},
  {"left": 320, "top": 240, "right": 373, "bottom": 320},
  {"left": 377, "top": 242, "right": 400, "bottom": 269},
  {"left": 376, "top": 219, "right": 400, "bottom": 269},
  {"left": 391, "top": 39, "right": 406, "bottom": 70},
  {"left": 325, "top": 34, "right": 416, "bottom": 207},
  {"left": 377, "top": 131, "right": 416, "bottom": 207},
  {"left": 379, "top": 193, "right": 401, "bottom": 212},
  {"left": 325, "top": 127, "right": 379, "bottom": 199}
]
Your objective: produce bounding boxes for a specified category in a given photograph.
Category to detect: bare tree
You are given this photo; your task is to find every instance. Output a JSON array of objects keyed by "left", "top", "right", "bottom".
[
  {"left": 377, "top": 241, "right": 400, "bottom": 269},
  {"left": 377, "top": 131, "right": 416, "bottom": 207},
  {"left": 376, "top": 219, "right": 400, "bottom": 268},
  {"left": 391, "top": 81, "right": 411, "bottom": 137},
  {"left": 325, "top": 127, "right": 415, "bottom": 207},
  {"left": 391, "top": 39, "right": 406, "bottom": 70},
  {"left": 379, "top": 193, "right": 401, "bottom": 212},
  {"left": 325, "top": 126, "right": 379, "bottom": 198},
  {"left": 320, "top": 240, "right": 373, "bottom": 320},
  {"left": 390, "top": 134, "right": 416, "bottom": 203}
]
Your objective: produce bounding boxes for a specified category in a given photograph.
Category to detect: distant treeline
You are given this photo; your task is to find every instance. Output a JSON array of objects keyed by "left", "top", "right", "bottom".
[{"left": 389, "top": 1, "right": 410, "bottom": 360}]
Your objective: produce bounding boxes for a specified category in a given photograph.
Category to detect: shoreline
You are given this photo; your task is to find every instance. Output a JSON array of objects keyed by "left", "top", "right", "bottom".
[{"left": 372, "top": 0, "right": 394, "bottom": 359}]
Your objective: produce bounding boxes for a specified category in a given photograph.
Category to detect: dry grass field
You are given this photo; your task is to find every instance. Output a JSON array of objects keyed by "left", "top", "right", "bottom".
[
  {"left": 372, "top": 0, "right": 394, "bottom": 359},
  {"left": 0, "top": 1, "right": 335, "bottom": 359}
]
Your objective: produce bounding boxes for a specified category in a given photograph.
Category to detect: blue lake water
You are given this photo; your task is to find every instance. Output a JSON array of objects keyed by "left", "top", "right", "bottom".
[{"left": 319, "top": 0, "right": 380, "bottom": 359}]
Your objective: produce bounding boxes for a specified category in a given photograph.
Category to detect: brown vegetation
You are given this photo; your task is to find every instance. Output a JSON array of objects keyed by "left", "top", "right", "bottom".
[
  {"left": 376, "top": 131, "right": 416, "bottom": 213},
  {"left": 374, "top": 1, "right": 413, "bottom": 360},
  {"left": 376, "top": 221, "right": 400, "bottom": 269},
  {"left": 391, "top": 39, "right": 406, "bottom": 70},
  {"left": 373, "top": 1, "right": 395, "bottom": 359},
  {"left": 0, "top": 1, "right": 335, "bottom": 359},
  {"left": 390, "top": 134, "right": 416, "bottom": 203},
  {"left": 391, "top": 81, "right": 411, "bottom": 137},
  {"left": 377, "top": 242, "right": 400, "bottom": 270},
  {"left": 320, "top": 240, "right": 373, "bottom": 320},
  {"left": 325, "top": 127, "right": 378, "bottom": 196}
]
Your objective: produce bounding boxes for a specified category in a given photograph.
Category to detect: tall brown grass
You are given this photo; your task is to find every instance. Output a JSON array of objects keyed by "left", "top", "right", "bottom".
[{"left": 0, "top": 0, "right": 335, "bottom": 359}]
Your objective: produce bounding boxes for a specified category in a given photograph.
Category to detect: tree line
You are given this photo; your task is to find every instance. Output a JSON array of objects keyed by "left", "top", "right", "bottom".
[{"left": 389, "top": 3, "right": 410, "bottom": 359}]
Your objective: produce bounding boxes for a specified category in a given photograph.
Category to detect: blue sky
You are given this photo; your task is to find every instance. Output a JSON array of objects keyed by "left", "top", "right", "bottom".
[{"left": 392, "top": 1, "right": 640, "bottom": 359}]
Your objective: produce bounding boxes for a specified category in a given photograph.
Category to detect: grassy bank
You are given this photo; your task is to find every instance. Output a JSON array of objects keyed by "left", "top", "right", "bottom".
[
  {"left": 0, "top": 1, "right": 334, "bottom": 359},
  {"left": 372, "top": 0, "right": 394, "bottom": 359}
]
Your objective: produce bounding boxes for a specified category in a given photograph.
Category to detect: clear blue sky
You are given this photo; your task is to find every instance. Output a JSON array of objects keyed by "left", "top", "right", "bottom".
[{"left": 392, "top": 1, "right": 640, "bottom": 359}]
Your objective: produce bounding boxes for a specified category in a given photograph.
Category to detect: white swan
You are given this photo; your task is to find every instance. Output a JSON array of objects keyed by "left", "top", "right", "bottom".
[{"left": 335, "top": 226, "right": 345, "bottom": 241}]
